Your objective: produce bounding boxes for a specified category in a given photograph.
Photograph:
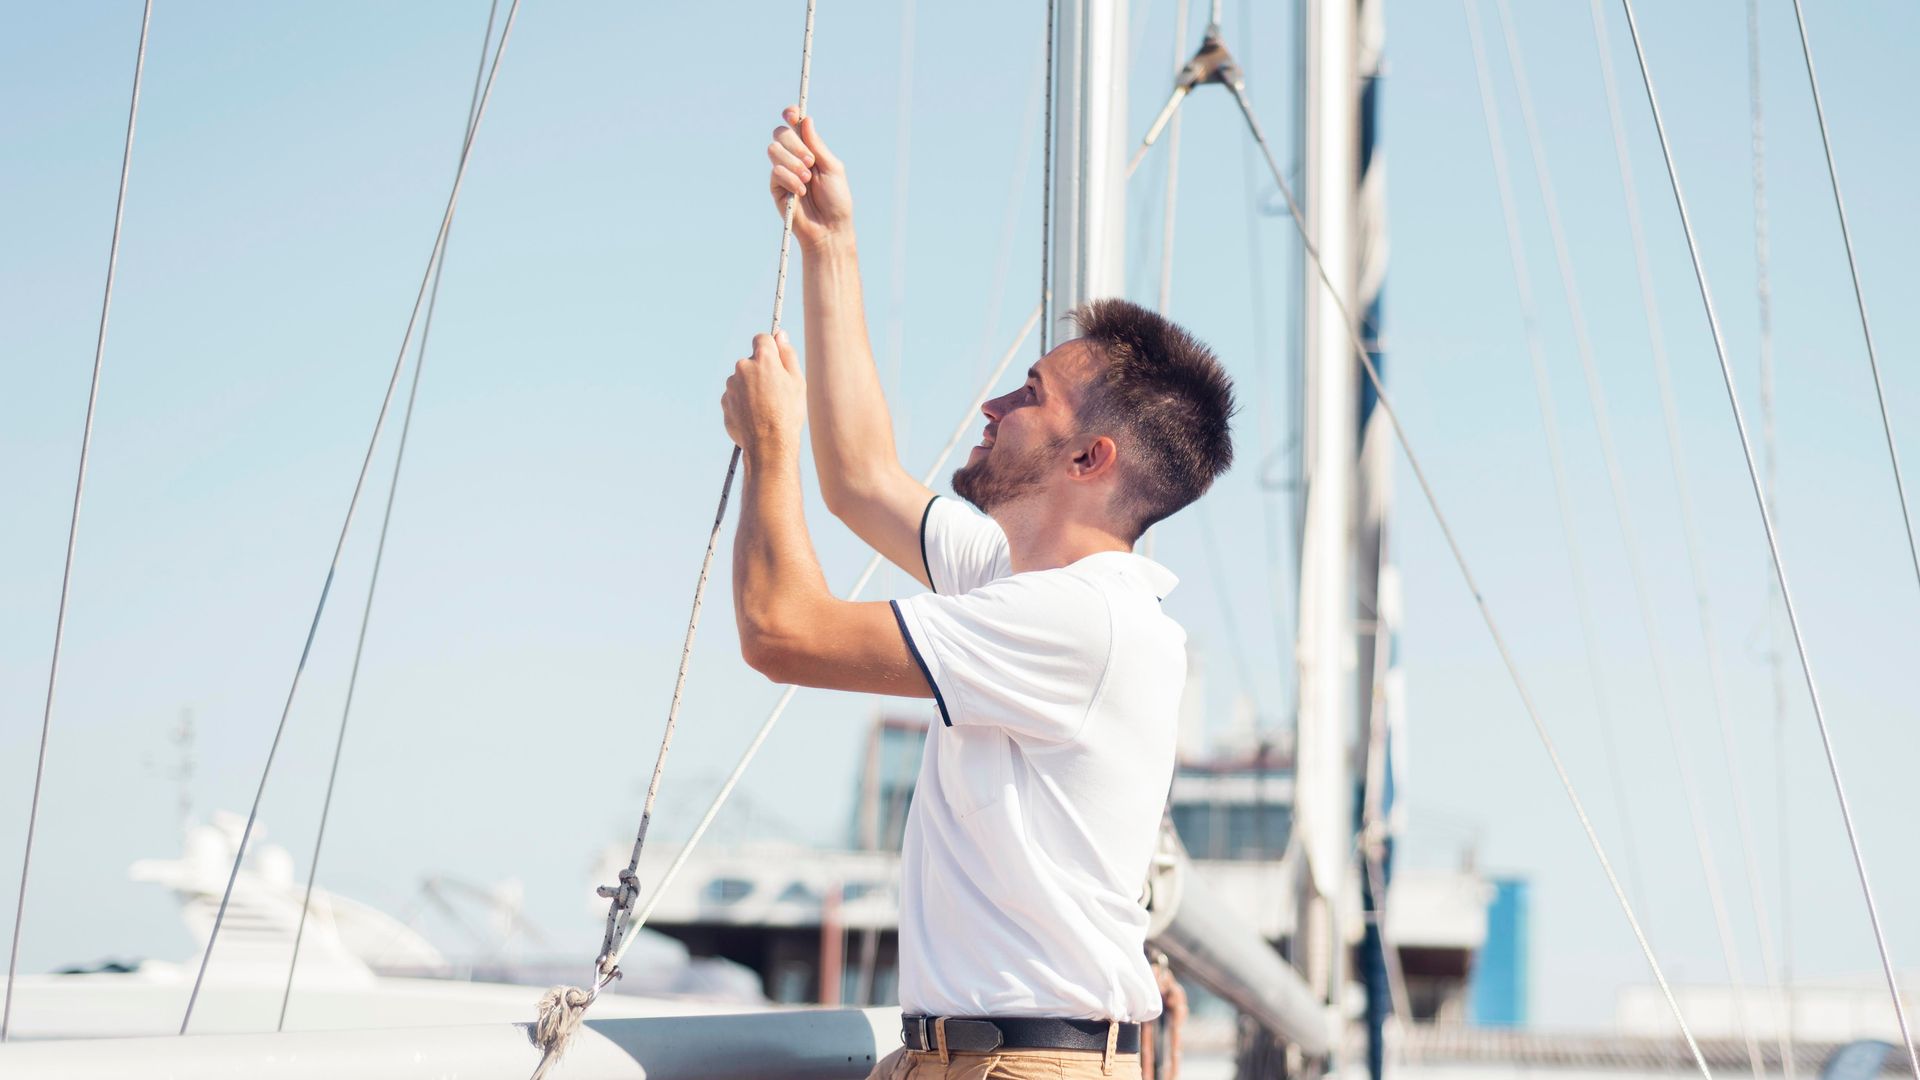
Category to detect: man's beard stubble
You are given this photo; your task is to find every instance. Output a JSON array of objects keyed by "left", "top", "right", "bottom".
[{"left": 950, "top": 438, "right": 1064, "bottom": 514}]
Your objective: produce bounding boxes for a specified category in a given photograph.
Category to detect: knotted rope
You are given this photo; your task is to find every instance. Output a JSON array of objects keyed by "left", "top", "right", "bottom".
[
  {"left": 528, "top": 986, "right": 595, "bottom": 1080},
  {"left": 527, "top": 1, "right": 817, "bottom": 1074}
]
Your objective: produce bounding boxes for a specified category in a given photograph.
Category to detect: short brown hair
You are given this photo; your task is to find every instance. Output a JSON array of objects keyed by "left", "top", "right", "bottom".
[{"left": 1069, "top": 300, "right": 1236, "bottom": 539}]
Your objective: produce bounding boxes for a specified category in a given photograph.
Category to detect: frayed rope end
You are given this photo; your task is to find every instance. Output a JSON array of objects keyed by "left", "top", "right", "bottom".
[{"left": 528, "top": 984, "right": 594, "bottom": 1080}]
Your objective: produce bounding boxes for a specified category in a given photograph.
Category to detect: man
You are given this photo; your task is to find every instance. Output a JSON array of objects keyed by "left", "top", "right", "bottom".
[{"left": 720, "top": 107, "right": 1235, "bottom": 1080}]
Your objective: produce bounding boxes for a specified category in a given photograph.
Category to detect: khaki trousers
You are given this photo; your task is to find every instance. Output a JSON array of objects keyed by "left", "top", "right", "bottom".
[{"left": 865, "top": 1046, "right": 1143, "bottom": 1080}]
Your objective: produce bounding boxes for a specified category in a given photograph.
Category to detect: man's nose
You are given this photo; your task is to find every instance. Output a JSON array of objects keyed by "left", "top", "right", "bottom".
[{"left": 981, "top": 395, "right": 1008, "bottom": 421}]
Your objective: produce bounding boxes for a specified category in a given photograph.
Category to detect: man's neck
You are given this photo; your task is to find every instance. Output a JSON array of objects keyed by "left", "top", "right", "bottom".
[{"left": 991, "top": 500, "right": 1133, "bottom": 574}]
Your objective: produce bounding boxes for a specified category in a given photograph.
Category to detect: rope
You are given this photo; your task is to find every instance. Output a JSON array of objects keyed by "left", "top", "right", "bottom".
[
  {"left": 1786, "top": 0, "right": 1920, "bottom": 601},
  {"left": 619, "top": 302, "right": 1041, "bottom": 954},
  {"left": 528, "top": 986, "right": 592, "bottom": 1080},
  {"left": 1586, "top": 0, "right": 1793, "bottom": 1074},
  {"left": 531, "top": 300, "right": 1034, "bottom": 1073},
  {"left": 1, "top": 0, "right": 152, "bottom": 1043},
  {"left": 1614, "top": 3, "right": 1917, "bottom": 1076},
  {"left": 1493, "top": 2, "right": 1763, "bottom": 1074},
  {"left": 277, "top": 0, "right": 502, "bottom": 1032},
  {"left": 1222, "top": 51, "right": 1714, "bottom": 1080},
  {"left": 527, "top": 5, "right": 818, "bottom": 1073},
  {"left": 179, "top": 0, "right": 524, "bottom": 1034},
  {"left": 1460, "top": 0, "right": 1652, "bottom": 935}
]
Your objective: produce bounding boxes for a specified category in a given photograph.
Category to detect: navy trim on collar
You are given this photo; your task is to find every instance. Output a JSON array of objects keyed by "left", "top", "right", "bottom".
[
  {"left": 918, "top": 496, "right": 939, "bottom": 593},
  {"left": 891, "top": 600, "right": 951, "bottom": 727}
]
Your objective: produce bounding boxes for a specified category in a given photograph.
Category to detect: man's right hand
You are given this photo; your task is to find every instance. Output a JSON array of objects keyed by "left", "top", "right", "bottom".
[
  {"left": 771, "top": 104, "right": 934, "bottom": 590},
  {"left": 768, "top": 105, "right": 852, "bottom": 250}
]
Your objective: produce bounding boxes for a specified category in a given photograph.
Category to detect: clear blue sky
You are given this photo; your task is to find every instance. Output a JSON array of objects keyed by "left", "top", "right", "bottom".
[{"left": 3, "top": 0, "right": 1917, "bottom": 1031}]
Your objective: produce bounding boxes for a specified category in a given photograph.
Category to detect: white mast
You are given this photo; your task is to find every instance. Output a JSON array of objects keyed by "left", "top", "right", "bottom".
[
  {"left": 1046, "top": 0, "right": 1128, "bottom": 322},
  {"left": 1293, "top": 0, "right": 1361, "bottom": 1013}
]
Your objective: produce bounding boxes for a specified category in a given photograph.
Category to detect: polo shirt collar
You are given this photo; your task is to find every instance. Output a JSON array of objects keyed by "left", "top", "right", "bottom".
[
  {"left": 1080, "top": 549, "right": 1180, "bottom": 599},
  {"left": 1132, "top": 554, "right": 1179, "bottom": 598}
]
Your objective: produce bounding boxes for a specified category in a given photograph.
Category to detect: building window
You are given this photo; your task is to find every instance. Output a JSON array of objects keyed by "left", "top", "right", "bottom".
[
  {"left": 704, "top": 877, "right": 755, "bottom": 904},
  {"left": 776, "top": 881, "right": 818, "bottom": 905},
  {"left": 1172, "top": 801, "right": 1291, "bottom": 860}
]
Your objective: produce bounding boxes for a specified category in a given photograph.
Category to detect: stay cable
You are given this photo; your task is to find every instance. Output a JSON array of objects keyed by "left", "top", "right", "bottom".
[
  {"left": 1, "top": 0, "right": 153, "bottom": 1043},
  {"left": 179, "top": 0, "right": 525, "bottom": 1033},
  {"left": 1614, "top": 1, "right": 1916, "bottom": 1074},
  {"left": 276, "top": 0, "right": 502, "bottom": 1032}
]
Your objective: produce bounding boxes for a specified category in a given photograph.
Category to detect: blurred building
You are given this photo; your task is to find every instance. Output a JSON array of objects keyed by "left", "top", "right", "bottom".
[
  {"left": 1469, "top": 878, "right": 1529, "bottom": 1027},
  {"left": 635, "top": 712, "right": 1505, "bottom": 1031}
]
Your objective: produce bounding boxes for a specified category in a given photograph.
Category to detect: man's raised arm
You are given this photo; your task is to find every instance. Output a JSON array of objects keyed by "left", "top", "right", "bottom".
[{"left": 768, "top": 107, "right": 935, "bottom": 588}]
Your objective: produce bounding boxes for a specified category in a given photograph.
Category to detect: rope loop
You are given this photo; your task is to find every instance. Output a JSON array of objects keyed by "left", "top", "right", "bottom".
[{"left": 592, "top": 866, "right": 640, "bottom": 977}]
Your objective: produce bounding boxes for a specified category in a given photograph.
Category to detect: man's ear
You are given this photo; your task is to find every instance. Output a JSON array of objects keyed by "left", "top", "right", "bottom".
[{"left": 1071, "top": 434, "right": 1120, "bottom": 480}]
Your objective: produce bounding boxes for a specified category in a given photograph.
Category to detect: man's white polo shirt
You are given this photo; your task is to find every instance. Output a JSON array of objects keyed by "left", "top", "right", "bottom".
[{"left": 888, "top": 496, "right": 1185, "bottom": 1022}]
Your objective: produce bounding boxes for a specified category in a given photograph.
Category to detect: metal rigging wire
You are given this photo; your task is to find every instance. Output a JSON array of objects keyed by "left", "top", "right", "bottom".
[
  {"left": 1146, "top": 0, "right": 1268, "bottom": 720},
  {"left": 1223, "top": 33, "right": 1715, "bottom": 1078},
  {"left": 2, "top": 0, "right": 153, "bottom": 1043},
  {"left": 1613, "top": 2, "right": 1918, "bottom": 1075},
  {"left": 276, "top": 0, "right": 502, "bottom": 1032},
  {"left": 1459, "top": 0, "right": 1653, "bottom": 936},
  {"left": 1778, "top": 6, "right": 1916, "bottom": 1057},
  {"left": 1492, "top": 1, "right": 1765, "bottom": 1074},
  {"left": 179, "top": 0, "right": 526, "bottom": 1034},
  {"left": 1785, "top": 0, "right": 1920, "bottom": 601},
  {"left": 1586, "top": 0, "right": 1794, "bottom": 1073}
]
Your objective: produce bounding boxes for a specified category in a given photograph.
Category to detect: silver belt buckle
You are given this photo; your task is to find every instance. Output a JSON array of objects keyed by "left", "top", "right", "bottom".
[{"left": 914, "top": 1016, "right": 932, "bottom": 1050}]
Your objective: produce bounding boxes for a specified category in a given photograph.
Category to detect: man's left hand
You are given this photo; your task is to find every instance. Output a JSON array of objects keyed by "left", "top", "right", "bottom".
[{"left": 722, "top": 331, "right": 807, "bottom": 458}]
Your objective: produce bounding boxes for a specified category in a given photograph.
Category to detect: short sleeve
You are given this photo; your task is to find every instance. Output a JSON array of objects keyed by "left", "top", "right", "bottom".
[
  {"left": 891, "top": 571, "right": 1114, "bottom": 743},
  {"left": 919, "top": 496, "right": 1012, "bottom": 595}
]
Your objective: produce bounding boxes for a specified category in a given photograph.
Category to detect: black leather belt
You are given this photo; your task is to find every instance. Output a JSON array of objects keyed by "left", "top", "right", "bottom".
[{"left": 901, "top": 1015, "right": 1141, "bottom": 1055}]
